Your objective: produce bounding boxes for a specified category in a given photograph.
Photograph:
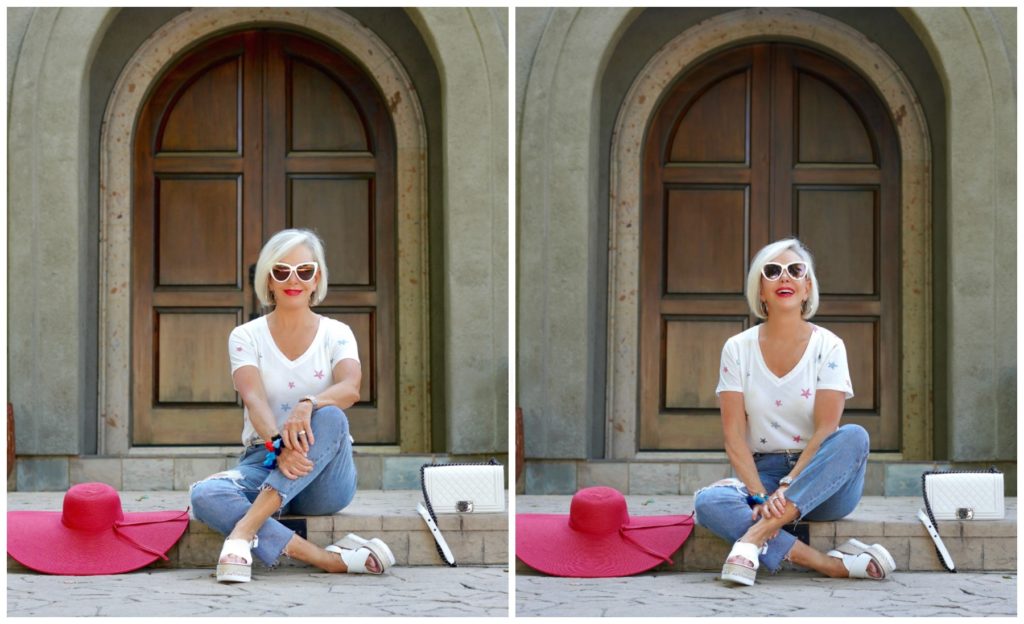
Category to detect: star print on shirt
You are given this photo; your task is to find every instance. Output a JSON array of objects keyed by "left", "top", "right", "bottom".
[
  {"left": 314, "top": 369, "right": 325, "bottom": 380},
  {"left": 775, "top": 400, "right": 782, "bottom": 407},
  {"left": 759, "top": 437, "right": 767, "bottom": 445},
  {"left": 723, "top": 366, "right": 729, "bottom": 374},
  {"left": 771, "top": 421, "right": 781, "bottom": 429},
  {"left": 288, "top": 381, "right": 296, "bottom": 389},
  {"left": 793, "top": 435, "right": 802, "bottom": 443},
  {"left": 801, "top": 388, "right": 813, "bottom": 399},
  {"left": 280, "top": 403, "right": 291, "bottom": 412},
  {"left": 828, "top": 361, "right": 838, "bottom": 370},
  {"left": 337, "top": 339, "right": 349, "bottom": 346}
]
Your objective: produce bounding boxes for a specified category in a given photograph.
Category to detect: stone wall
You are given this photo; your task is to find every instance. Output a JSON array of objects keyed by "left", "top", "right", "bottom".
[
  {"left": 516, "top": 7, "right": 1016, "bottom": 462},
  {"left": 7, "top": 7, "right": 508, "bottom": 468}
]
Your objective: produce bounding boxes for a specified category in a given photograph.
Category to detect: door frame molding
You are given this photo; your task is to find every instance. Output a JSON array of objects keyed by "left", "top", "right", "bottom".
[
  {"left": 99, "top": 8, "right": 430, "bottom": 454},
  {"left": 607, "top": 8, "right": 932, "bottom": 459}
]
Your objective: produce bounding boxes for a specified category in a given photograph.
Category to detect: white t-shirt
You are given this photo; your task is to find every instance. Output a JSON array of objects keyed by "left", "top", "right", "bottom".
[
  {"left": 228, "top": 315, "right": 360, "bottom": 446},
  {"left": 715, "top": 324, "right": 854, "bottom": 453}
]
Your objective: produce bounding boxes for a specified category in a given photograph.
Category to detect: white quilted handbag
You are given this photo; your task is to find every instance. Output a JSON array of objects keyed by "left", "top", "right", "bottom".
[
  {"left": 919, "top": 467, "right": 1004, "bottom": 573},
  {"left": 923, "top": 468, "right": 1004, "bottom": 521},
  {"left": 421, "top": 460, "right": 505, "bottom": 514},
  {"left": 418, "top": 460, "right": 505, "bottom": 567}
]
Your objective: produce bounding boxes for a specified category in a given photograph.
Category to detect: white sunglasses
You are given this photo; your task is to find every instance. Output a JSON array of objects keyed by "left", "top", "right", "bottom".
[
  {"left": 270, "top": 262, "right": 318, "bottom": 283},
  {"left": 761, "top": 261, "right": 808, "bottom": 281}
]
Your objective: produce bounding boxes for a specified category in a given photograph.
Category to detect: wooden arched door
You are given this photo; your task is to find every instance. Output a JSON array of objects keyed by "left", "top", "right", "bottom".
[
  {"left": 132, "top": 30, "right": 396, "bottom": 445},
  {"left": 639, "top": 43, "right": 900, "bottom": 451}
]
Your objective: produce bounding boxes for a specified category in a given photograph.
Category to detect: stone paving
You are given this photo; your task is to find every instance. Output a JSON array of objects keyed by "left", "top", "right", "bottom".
[
  {"left": 515, "top": 571, "right": 1017, "bottom": 617},
  {"left": 8, "top": 566, "right": 509, "bottom": 617}
]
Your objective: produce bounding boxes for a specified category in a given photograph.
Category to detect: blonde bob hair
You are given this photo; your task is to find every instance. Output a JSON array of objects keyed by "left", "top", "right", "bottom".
[
  {"left": 254, "top": 229, "right": 329, "bottom": 307},
  {"left": 745, "top": 238, "right": 819, "bottom": 320}
]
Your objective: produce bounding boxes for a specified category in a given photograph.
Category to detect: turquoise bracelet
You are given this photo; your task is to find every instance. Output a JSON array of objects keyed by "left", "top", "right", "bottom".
[{"left": 746, "top": 492, "right": 768, "bottom": 506}]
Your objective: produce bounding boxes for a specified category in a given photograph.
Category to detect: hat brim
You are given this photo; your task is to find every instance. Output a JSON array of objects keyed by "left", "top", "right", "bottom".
[
  {"left": 8, "top": 510, "right": 189, "bottom": 575},
  {"left": 516, "top": 513, "right": 694, "bottom": 578}
]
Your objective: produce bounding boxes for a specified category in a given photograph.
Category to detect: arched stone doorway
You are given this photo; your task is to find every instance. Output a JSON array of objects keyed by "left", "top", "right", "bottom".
[
  {"left": 637, "top": 42, "right": 901, "bottom": 451},
  {"left": 99, "top": 8, "right": 429, "bottom": 454},
  {"left": 607, "top": 8, "right": 931, "bottom": 458},
  {"left": 131, "top": 29, "right": 399, "bottom": 445}
]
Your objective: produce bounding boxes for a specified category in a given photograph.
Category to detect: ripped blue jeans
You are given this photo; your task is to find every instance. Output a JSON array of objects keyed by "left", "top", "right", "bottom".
[
  {"left": 189, "top": 406, "right": 357, "bottom": 566},
  {"left": 693, "top": 424, "right": 870, "bottom": 573}
]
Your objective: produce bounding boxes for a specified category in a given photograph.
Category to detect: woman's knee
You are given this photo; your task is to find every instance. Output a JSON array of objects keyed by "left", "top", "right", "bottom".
[
  {"left": 189, "top": 469, "right": 243, "bottom": 518},
  {"left": 834, "top": 424, "right": 870, "bottom": 456},
  {"left": 311, "top": 405, "right": 349, "bottom": 436}
]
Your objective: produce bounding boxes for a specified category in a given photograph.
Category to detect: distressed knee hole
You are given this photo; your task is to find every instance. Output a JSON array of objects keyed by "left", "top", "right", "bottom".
[{"left": 190, "top": 469, "right": 245, "bottom": 492}]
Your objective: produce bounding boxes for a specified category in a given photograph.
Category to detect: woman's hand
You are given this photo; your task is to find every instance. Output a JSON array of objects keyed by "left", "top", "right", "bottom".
[
  {"left": 282, "top": 401, "right": 315, "bottom": 454},
  {"left": 276, "top": 447, "right": 314, "bottom": 480},
  {"left": 766, "top": 485, "right": 789, "bottom": 517}
]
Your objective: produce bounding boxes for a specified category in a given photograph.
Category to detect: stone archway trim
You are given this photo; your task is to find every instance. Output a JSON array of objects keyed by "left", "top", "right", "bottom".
[
  {"left": 607, "top": 8, "right": 932, "bottom": 459},
  {"left": 99, "top": 8, "right": 429, "bottom": 454}
]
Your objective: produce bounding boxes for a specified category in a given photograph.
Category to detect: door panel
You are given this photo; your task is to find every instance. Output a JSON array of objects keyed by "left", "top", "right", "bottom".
[
  {"left": 156, "top": 177, "right": 240, "bottom": 286},
  {"left": 134, "top": 30, "right": 397, "bottom": 445},
  {"left": 640, "top": 43, "right": 900, "bottom": 451},
  {"left": 289, "top": 59, "right": 369, "bottom": 152},
  {"left": 796, "top": 72, "right": 873, "bottom": 164},
  {"left": 665, "top": 188, "right": 748, "bottom": 295},
  {"left": 669, "top": 70, "right": 750, "bottom": 163},
  {"left": 159, "top": 58, "right": 241, "bottom": 153},
  {"left": 290, "top": 177, "right": 372, "bottom": 287},
  {"left": 796, "top": 188, "right": 877, "bottom": 295},
  {"left": 157, "top": 312, "right": 238, "bottom": 403}
]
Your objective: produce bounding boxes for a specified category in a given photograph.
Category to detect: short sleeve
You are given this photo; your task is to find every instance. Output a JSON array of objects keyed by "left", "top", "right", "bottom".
[
  {"left": 816, "top": 337, "right": 854, "bottom": 399},
  {"left": 228, "top": 326, "right": 259, "bottom": 374},
  {"left": 329, "top": 321, "right": 360, "bottom": 366},
  {"left": 715, "top": 338, "right": 743, "bottom": 396}
]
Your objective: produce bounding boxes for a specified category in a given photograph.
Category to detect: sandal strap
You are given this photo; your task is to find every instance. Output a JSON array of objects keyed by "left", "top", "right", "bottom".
[
  {"left": 329, "top": 545, "right": 380, "bottom": 574},
  {"left": 218, "top": 537, "right": 255, "bottom": 566},
  {"left": 727, "top": 541, "right": 762, "bottom": 570}
]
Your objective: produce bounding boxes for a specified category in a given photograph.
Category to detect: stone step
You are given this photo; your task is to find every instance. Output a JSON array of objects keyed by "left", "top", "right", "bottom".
[
  {"left": 522, "top": 459, "right": 1017, "bottom": 497},
  {"left": 7, "top": 490, "right": 508, "bottom": 571},
  {"left": 13, "top": 452, "right": 509, "bottom": 492},
  {"left": 515, "top": 495, "right": 1016, "bottom": 573}
]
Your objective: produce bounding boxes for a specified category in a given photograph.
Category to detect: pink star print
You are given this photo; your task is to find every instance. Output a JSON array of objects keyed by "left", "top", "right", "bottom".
[
  {"left": 236, "top": 346, "right": 243, "bottom": 352},
  {"left": 288, "top": 381, "right": 295, "bottom": 389},
  {"left": 775, "top": 400, "right": 782, "bottom": 407},
  {"left": 314, "top": 369, "right": 324, "bottom": 380},
  {"left": 723, "top": 366, "right": 729, "bottom": 374},
  {"left": 793, "top": 435, "right": 802, "bottom": 443},
  {"left": 801, "top": 388, "right": 812, "bottom": 399}
]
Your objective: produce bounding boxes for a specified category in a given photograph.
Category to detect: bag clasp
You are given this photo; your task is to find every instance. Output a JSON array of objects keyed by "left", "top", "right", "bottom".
[
  {"left": 455, "top": 501, "right": 474, "bottom": 513},
  {"left": 956, "top": 508, "right": 974, "bottom": 520}
]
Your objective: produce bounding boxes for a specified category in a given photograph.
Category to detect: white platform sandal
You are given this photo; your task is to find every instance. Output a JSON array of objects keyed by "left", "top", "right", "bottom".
[
  {"left": 721, "top": 540, "right": 762, "bottom": 586},
  {"left": 827, "top": 538, "right": 896, "bottom": 580},
  {"left": 325, "top": 533, "right": 395, "bottom": 574},
  {"left": 216, "top": 535, "right": 258, "bottom": 583}
]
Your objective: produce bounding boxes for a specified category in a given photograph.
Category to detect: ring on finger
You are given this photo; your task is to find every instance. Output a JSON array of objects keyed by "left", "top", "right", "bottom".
[{"left": 298, "top": 431, "right": 307, "bottom": 436}]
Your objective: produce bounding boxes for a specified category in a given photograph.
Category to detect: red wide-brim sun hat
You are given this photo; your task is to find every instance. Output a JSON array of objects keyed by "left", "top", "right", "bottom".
[
  {"left": 516, "top": 486, "right": 694, "bottom": 578},
  {"left": 8, "top": 482, "right": 190, "bottom": 575}
]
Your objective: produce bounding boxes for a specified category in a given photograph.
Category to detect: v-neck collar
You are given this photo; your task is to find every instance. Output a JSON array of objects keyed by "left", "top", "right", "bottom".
[
  {"left": 754, "top": 324, "right": 816, "bottom": 385},
  {"left": 262, "top": 315, "right": 323, "bottom": 368}
]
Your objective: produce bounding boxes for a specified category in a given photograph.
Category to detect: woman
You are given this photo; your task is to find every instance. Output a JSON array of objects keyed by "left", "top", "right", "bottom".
[
  {"left": 693, "top": 238, "right": 895, "bottom": 585},
  {"left": 190, "top": 228, "right": 394, "bottom": 583}
]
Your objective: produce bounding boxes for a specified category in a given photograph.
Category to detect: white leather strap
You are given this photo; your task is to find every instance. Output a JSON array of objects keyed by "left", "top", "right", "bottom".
[
  {"left": 917, "top": 508, "right": 956, "bottom": 572},
  {"left": 417, "top": 501, "right": 455, "bottom": 566}
]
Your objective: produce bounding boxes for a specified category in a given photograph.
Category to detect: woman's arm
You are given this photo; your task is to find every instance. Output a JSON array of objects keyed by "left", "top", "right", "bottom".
[
  {"left": 232, "top": 366, "right": 281, "bottom": 442},
  {"left": 766, "top": 389, "right": 845, "bottom": 516},
  {"left": 307, "top": 358, "right": 361, "bottom": 410},
  {"left": 280, "top": 358, "right": 362, "bottom": 453},
  {"left": 720, "top": 391, "right": 765, "bottom": 497},
  {"left": 784, "top": 389, "right": 845, "bottom": 480}
]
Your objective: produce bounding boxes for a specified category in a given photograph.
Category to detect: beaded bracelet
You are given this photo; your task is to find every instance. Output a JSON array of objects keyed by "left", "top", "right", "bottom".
[
  {"left": 745, "top": 492, "right": 768, "bottom": 507},
  {"left": 262, "top": 434, "right": 284, "bottom": 469}
]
